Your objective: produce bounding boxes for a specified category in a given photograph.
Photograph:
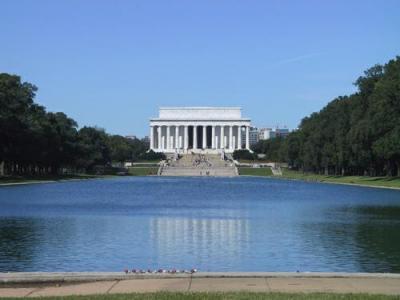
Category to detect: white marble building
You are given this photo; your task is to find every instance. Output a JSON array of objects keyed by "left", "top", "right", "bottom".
[{"left": 149, "top": 107, "right": 251, "bottom": 153}]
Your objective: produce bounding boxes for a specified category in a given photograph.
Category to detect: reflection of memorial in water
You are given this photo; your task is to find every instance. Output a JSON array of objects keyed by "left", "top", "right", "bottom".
[{"left": 149, "top": 214, "right": 250, "bottom": 269}]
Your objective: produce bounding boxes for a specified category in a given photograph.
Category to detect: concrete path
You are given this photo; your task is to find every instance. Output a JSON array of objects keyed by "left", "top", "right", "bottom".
[{"left": 1, "top": 273, "right": 400, "bottom": 297}]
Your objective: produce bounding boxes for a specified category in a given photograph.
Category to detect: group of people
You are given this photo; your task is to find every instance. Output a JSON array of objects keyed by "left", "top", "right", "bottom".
[{"left": 191, "top": 153, "right": 212, "bottom": 168}]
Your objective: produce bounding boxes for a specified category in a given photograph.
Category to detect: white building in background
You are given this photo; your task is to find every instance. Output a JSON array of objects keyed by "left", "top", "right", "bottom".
[
  {"left": 149, "top": 107, "right": 251, "bottom": 154},
  {"left": 259, "top": 127, "right": 290, "bottom": 140},
  {"left": 259, "top": 128, "right": 276, "bottom": 140}
]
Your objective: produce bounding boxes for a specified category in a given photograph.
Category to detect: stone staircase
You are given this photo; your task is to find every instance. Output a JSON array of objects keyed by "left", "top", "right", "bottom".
[
  {"left": 160, "top": 154, "right": 237, "bottom": 177},
  {"left": 270, "top": 163, "right": 283, "bottom": 176}
]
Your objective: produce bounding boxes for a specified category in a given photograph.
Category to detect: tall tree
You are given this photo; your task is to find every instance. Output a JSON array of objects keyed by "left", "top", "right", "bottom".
[{"left": 253, "top": 56, "right": 400, "bottom": 177}]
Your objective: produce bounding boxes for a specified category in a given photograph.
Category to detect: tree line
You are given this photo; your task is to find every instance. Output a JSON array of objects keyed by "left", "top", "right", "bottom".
[
  {"left": 253, "top": 56, "right": 400, "bottom": 177},
  {"left": 0, "top": 73, "right": 160, "bottom": 176}
]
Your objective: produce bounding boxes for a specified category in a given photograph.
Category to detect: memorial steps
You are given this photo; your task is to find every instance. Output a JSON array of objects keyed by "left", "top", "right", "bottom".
[{"left": 160, "top": 154, "right": 237, "bottom": 177}]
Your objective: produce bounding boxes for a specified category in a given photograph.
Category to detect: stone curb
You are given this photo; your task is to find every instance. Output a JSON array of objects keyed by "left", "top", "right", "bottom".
[{"left": 1, "top": 272, "right": 400, "bottom": 285}]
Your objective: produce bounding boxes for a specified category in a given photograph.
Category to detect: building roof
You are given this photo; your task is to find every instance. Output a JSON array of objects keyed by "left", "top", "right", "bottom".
[{"left": 150, "top": 106, "right": 250, "bottom": 121}]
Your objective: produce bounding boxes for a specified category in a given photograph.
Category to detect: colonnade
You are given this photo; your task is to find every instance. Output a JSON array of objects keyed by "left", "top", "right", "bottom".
[{"left": 150, "top": 124, "right": 250, "bottom": 152}]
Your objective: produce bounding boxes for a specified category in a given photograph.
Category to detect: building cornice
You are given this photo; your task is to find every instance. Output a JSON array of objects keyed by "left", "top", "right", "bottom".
[
  {"left": 150, "top": 118, "right": 251, "bottom": 122},
  {"left": 159, "top": 107, "right": 242, "bottom": 110}
]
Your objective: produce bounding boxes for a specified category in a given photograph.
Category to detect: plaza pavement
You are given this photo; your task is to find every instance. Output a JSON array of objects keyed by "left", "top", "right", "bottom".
[{"left": 1, "top": 272, "right": 400, "bottom": 297}]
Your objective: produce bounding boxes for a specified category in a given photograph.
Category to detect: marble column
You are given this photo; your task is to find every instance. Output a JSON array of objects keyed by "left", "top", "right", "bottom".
[
  {"left": 157, "top": 126, "right": 162, "bottom": 150},
  {"left": 220, "top": 126, "right": 224, "bottom": 149},
  {"left": 211, "top": 125, "right": 215, "bottom": 149},
  {"left": 184, "top": 125, "right": 188, "bottom": 150},
  {"left": 150, "top": 126, "right": 154, "bottom": 150},
  {"left": 166, "top": 126, "right": 171, "bottom": 150},
  {"left": 237, "top": 126, "right": 242, "bottom": 149},
  {"left": 229, "top": 126, "right": 233, "bottom": 150},
  {"left": 193, "top": 125, "right": 197, "bottom": 149},
  {"left": 245, "top": 126, "right": 250, "bottom": 150},
  {"left": 202, "top": 125, "right": 207, "bottom": 149},
  {"left": 175, "top": 126, "right": 179, "bottom": 149}
]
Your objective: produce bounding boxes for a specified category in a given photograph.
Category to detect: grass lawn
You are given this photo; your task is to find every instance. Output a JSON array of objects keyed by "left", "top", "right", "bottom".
[
  {"left": 238, "top": 167, "right": 273, "bottom": 176},
  {"left": 237, "top": 159, "right": 270, "bottom": 164},
  {"left": 128, "top": 167, "right": 159, "bottom": 176},
  {"left": 281, "top": 169, "right": 400, "bottom": 189},
  {"left": 1, "top": 292, "right": 398, "bottom": 300},
  {"left": 134, "top": 160, "right": 162, "bottom": 164}
]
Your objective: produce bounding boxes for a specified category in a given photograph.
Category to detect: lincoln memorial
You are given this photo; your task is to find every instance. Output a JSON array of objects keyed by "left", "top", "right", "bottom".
[{"left": 149, "top": 107, "right": 251, "bottom": 153}]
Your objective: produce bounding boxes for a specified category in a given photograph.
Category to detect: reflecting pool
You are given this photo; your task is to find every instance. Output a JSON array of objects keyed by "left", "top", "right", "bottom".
[{"left": 0, "top": 177, "right": 399, "bottom": 272}]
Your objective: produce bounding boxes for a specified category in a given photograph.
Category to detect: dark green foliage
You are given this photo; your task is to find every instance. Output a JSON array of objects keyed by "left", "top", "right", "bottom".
[
  {"left": 232, "top": 149, "right": 256, "bottom": 160},
  {"left": 254, "top": 56, "right": 400, "bottom": 177},
  {"left": 138, "top": 150, "right": 166, "bottom": 161},
  {"left": 0, "top": 74, "right": 152, "bottom": 176},
  {"left": 252, "top": 137, "right": 286, "bottom": 162}
]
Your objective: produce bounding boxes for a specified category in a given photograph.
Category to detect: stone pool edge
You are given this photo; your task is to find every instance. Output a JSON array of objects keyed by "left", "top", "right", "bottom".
[
  {"left": 1, "top": 272, "right": 400, "bottom": 284},
  {"left": 0, "top": 175, "right": 119, "bottom": 187},
  {"left": 241, "top": 174, "right": 400, "bottom": 191}
]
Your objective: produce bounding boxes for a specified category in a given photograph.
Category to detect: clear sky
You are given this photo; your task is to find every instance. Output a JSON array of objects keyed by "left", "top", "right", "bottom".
[{"left": 1, "top": 0, "right": 399, "bottom": 137}]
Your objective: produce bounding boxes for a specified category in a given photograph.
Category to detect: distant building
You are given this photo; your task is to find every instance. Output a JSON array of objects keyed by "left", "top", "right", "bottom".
[
  {"left": 276, "top": 128, "right": 289, "bottom": 138},
  {"left": 249, "top": 127, "right": 259, "bottom": 145},
  {"left": 259, "top": 128, "right": 276, "bottom": 140},
  {"left": 125, "top": 135, "right": 137, "bottom": 140},
  {"left": 142, "top": 136, "right": 150, "bottom": 144},
  {"left": 241, "top": 126, "right": 259, "bottom": 146},
  {"left": 258, "top": 127, "right": 290, "bottom": 140}
]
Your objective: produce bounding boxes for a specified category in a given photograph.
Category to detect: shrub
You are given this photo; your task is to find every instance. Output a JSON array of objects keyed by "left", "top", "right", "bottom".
[
  {"left": 138, "top": 150, "right": 166, "bottom": 161},
  {"left": 233, "top": 149, "right": 256, "bottom": 160}
]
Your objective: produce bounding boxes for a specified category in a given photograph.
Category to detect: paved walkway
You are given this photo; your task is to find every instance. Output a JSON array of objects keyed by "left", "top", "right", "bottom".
[{"left": 1, "top": 273, "right": 400, "bottom": 297}]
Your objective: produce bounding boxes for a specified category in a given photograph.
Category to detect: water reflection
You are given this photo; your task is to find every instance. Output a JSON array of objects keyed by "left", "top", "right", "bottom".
[
  {"left": 304, "top": 205, "right": 400, "bottom": 273},
  {"left": 150, "top": 216, "right": 249, "bottom": 270},
  {"left": 353, "top": 206, "right": 400, "bottom": 272},
  {"left": 0, "top": 218, "right": 39, "bottom": 271}
]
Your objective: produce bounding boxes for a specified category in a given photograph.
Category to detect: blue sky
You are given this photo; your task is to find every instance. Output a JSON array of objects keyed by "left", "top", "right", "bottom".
[{"left": 1, "top": 0, "right": 399, "bottom": 137}]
